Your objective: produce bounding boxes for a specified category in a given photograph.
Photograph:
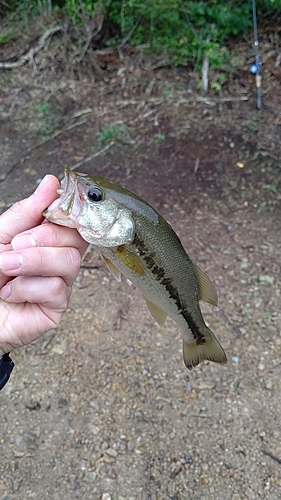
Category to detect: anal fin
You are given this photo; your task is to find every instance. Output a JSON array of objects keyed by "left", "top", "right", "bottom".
[{"left": 144, "top": 297, "right": 167, "bottom": 326}]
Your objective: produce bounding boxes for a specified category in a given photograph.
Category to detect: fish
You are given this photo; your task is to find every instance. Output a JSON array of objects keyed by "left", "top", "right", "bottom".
[{"left": 43, "top": 169, "right": 227, "bottom": 370}]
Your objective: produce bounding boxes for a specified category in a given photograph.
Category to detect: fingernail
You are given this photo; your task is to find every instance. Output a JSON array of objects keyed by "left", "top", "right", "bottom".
[
  {"left": 0, "top": 282, "right": 11, "bottom": 299},
  {"left": 34, "top": 175, "right": 50, "bottom": 195},
  {"left": 0, "top": 252, "right": 23, "bottom": 271},
  {"left": 12, "top": 233, "right": 37, "bottom": 250}
]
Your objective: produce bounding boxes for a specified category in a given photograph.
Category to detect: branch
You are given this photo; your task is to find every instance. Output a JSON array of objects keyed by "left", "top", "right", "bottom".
[{"left": 0, "top": 26, "right": 62, "bottom": 69}]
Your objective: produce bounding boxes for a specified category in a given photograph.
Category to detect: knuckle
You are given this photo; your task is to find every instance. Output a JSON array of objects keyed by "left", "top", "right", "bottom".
[
  {"left": 44, "top": 222, "right": 61, "bottom": 246},
  {"left": 66, "top": 247, "right": 82, "bottom": 274},
  {"left": 49, "top": 276, "right": 65, "bottom": 296}
]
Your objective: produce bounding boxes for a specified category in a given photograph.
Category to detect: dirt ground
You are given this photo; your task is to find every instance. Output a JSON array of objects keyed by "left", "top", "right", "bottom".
[{"left": 1, "top": 25, "right": 281, "bottom": 500}]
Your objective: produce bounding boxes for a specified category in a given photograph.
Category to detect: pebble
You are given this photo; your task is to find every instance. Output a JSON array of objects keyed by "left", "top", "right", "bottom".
[
  {"left": 106, "top": 448, "right": 117, "bottom": 457},
  {"left": 102, "top": 494, "right": 111, "bottom": 500},
  {"left": 258, "top": 274, "right": 274, "bottom": 285},
  {"left": 84, "top": 471, "right": 96, "bottom": 482},
  {"left": 264, "top": 379, "right": 273, "bottom": 390},
  {"left": 181, "top": 454, "right": 193, "bottom": 464},
  {"left": 127, "top": 441, "right": 135, "bottom": 451},
  {"left": 89, "top": 424, "right": 100, "bottom": 435}
]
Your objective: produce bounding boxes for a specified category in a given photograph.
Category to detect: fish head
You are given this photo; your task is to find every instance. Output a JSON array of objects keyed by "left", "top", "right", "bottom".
[{"left": 43, "top": 169, "right": 135, "bottom": 246}]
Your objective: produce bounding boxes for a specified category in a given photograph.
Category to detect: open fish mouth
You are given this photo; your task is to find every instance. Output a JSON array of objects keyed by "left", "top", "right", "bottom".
[{"left": 43, "top": 170, "right": 84, "bottom": 228}]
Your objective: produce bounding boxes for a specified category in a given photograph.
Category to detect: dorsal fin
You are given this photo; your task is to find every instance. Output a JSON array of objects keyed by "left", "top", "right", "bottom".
[
  {"left": 194, "top": 264, "right": 218, "bottom": 306},
  {"left": 144, "top": 297, "right": 167, "bottom": 326}
]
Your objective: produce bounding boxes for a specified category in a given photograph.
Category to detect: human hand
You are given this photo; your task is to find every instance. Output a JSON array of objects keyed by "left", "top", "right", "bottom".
[{"left": 0, "top": 175, "right": 89, "bottom": 356}]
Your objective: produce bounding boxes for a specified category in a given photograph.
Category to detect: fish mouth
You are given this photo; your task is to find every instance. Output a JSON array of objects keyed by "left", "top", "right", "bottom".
[{"left": 43, "top": 169, "right": 84, "bottom": 228}]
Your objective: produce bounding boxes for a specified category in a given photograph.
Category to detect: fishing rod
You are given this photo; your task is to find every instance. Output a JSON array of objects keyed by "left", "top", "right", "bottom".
[{"left": 250, "top": 0, "right": 262, "bottom": 109}]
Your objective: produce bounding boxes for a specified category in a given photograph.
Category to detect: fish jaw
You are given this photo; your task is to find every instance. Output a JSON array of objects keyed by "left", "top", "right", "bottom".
[{"left": 43, "top": 170, "right": 84, "bottom": 228}]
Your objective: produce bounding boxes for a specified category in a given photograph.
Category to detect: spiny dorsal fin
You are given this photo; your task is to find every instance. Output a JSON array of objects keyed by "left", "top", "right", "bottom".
[
  {"left": 102, "top": 254, "right": 122, "bottom": 282},
  {"left": 194, "top": 264, "right": 218, "bottom": 306},
  {"left": 144, "top": 297, "right": 167, "bottom": 326}
]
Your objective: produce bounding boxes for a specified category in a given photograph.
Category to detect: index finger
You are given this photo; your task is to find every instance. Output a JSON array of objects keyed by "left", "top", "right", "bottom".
[{"left": 0, "top": 175, "right": 60, "bottom": 245}]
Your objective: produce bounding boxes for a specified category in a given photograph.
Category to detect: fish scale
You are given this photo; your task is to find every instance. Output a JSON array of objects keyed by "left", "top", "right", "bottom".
[
  {"left": 101, "top": 215, "right": 213, "bottom": 348},
  {"left": 44, "top": 169, "right": 227, "bottom": 370}
]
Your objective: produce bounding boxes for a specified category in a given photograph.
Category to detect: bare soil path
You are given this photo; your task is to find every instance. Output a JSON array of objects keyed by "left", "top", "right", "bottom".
[{"left": 0, "top": 30, "right": 281, "bottom": 499}]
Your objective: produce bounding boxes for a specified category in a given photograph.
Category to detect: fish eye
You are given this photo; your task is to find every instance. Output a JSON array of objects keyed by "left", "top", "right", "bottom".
[{"left": 87, "top": 188, "right": 104, "bottom": 202}]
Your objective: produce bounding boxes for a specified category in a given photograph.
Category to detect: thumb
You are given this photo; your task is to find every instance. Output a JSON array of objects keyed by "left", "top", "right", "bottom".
[{"left": 0, "top": 175, "right": 60, "bottom": 245}]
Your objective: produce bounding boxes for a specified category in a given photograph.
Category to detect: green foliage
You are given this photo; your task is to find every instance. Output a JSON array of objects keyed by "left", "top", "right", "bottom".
[
  {"left": 31, "top": 101, "right": 62, "bottom": 136},
  {"left": 97, "top": 123, "right": 127, "bottom": 144},
  {"left": 5, "top": 0, "right": 281, "bottom": 68},
  {"left": 0, "top": 27, "right": 14, "bottom": 45},
  {"left": 104, "top": 0, "right": 252, "bottom": 67},
  {"left": 64, "top": 0, "right": 98, "bottom": 23}
]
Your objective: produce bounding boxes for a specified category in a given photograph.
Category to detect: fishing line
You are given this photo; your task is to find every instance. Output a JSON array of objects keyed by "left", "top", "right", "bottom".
[{"left": 250, "top": 0, "right": 262, "bottom": 109}]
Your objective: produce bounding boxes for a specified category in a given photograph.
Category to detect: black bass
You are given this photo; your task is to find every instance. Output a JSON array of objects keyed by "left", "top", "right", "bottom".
[{"left": 43, "top": 169, "right": 227, "bottom": 370}]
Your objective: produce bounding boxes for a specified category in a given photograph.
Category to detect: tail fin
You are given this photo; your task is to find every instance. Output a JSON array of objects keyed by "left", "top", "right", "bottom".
[{"left": 182, "top": 328, "right": 227, "bottom": 370}]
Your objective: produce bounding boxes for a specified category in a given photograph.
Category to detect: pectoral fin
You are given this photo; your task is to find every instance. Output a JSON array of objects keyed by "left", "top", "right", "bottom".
[
  {"left": 102, "top": 254, "right": 122, "bottom": 282},
  {"left": 144, "top": 297, "right": 167, "bottom": 326},
  {"left": 115, "top": 246, "right": 145, "bottom": 275},
  {"left": 194, "top": 264, "right": 218, "bottom": 306}
]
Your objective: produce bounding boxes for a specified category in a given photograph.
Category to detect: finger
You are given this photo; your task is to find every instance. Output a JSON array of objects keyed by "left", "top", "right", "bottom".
[
  {"left": 0, "top": 175, "right": 60, "bottom": 245},
  {"left": 11, "top": 220, "right": 89, "bottom": 257},
  {"left": 0, "top": 275, "right": 71, "bottom": 310},
  {"left": 0, "top": 246, "right": 82, "bottom": 287}
]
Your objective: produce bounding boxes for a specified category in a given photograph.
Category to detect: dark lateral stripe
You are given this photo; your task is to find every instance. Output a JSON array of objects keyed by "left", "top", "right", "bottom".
[{"left": 133, "top": 234, "right": 206, "bottom": 345}]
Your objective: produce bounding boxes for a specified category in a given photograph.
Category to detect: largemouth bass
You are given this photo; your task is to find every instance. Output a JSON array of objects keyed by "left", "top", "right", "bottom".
[{"left": 43, "top": 169, "right": 227, "bottom": 370}]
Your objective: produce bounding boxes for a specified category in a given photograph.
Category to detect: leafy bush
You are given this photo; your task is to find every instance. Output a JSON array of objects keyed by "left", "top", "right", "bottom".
[{"left": 4, "top": 0, "right": 281, "bottom": 68}]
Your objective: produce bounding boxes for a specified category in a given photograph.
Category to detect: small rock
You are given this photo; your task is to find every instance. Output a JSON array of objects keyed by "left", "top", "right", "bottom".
[
  {"left": 106, "top": 448, "right": 117, "bottom": 457},
  {"left": 89, "top": 424, "right": 100, "bottom": 435},
  {"left": 102, "top": 494, "right": 111, "bottom": 500},
  {"left": 258, "top": 363, "right": 265, "bottom": 371},
  {"left": 258, "top": 275, "right": 274, "bottom": 285},
  {"left": 181, "top": 454, "right": 193, "bottom": 464},
  {"left": 264, "top": 379, "right": 273, "bottom": 390},
  {"left": 69, "top": 474, "right": 77, "bottom": 484},
  {"left": 123, "top": 347, "right": 134, "bottom": 358},
  {"left": 84, "top": 471, "right": 96, "bottom": 482},
  {"left": 127, "top": 441, "right": 135, "bottom": 451}
]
